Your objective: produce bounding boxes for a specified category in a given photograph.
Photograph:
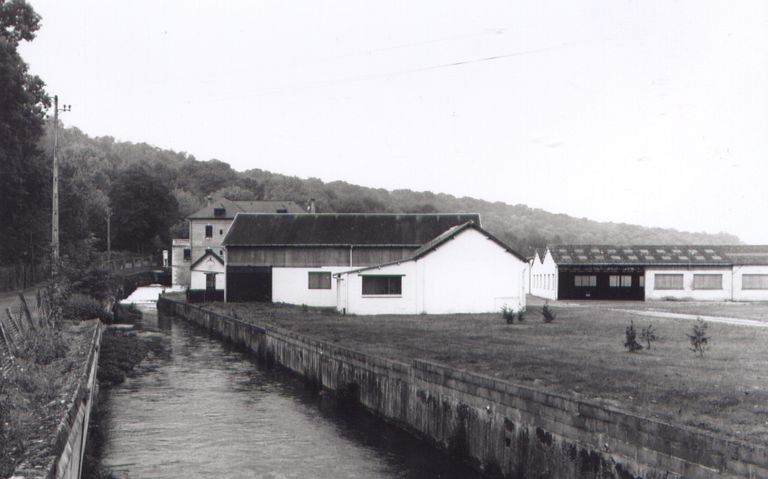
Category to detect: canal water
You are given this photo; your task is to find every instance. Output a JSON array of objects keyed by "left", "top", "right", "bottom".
[{"left": 99, "top": 288, "right": 482, "bottom": 478}]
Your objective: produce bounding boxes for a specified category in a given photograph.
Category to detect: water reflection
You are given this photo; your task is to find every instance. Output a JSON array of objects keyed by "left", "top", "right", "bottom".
[{"left": 100, "top": 296, "right": 481, "bottom": 479}]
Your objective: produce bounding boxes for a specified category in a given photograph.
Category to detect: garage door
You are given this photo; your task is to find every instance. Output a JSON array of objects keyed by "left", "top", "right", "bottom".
[{"left": 226, "top": 266, "right": 272, "bottom": 302}]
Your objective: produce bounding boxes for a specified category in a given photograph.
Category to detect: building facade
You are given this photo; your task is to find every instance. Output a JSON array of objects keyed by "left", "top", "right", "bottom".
[
  {"left": 336, "top": 223, "right": 527, "bottom": 315},
  {"left": 530, "top": 245, "right": 768, "bottom": 302},
  {"left": 172, "top": 197, "right": 304, "bottom": 288},
  {"left": 222, "top": 213, "right": 483, "bottom": 308}
]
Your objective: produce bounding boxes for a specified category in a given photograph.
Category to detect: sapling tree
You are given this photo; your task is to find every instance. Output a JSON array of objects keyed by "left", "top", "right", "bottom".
[
  {"left": 687, "top": 318, "right": 710, "bottom": 357},
  {"left": 640, "top": 323, "right": 657, "bottom": 350},
  {"left": 624, "top": 321, "right": 643, "bottom": 352},
  {"left": 501, "top": 305, "right": 516, "bottom": 324},
  {"left": 541, "top": 302, "right": 556, "bottom": 323}
]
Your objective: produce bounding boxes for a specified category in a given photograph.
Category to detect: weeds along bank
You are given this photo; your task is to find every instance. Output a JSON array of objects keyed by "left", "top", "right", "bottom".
[
  {"left": 1, "top": 308, "right": 102, "bottom": 479},
  {"left": 159, "top": 297, "right": 768, "bottom": 479}
]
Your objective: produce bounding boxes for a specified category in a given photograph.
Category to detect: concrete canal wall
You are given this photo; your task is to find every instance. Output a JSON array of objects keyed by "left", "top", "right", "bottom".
[
  {"left": 158, "top": 298, "right": 768, "bottom": 479},
  {"left": 12, "top": 322, "right": 103, "bottom": 479}
]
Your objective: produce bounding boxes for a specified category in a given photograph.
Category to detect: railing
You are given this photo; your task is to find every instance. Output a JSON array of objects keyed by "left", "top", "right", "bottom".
[{"left": 0, "top": 263, "right": 49, "bottom": 293}]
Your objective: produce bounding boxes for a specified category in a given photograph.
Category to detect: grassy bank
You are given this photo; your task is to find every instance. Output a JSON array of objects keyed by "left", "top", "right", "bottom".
[
  {"left": 0, "top": 320, "right": 96, "bottom": 477},
  {"left": 207, "top": 301, "right": 768, "bottom": 446}
]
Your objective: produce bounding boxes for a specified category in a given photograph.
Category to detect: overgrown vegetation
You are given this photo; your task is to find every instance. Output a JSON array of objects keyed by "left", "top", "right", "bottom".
[
  {"left": 62, "top": 294, "right": 113, "bottom": 322},
  {"left": 687, "top": 318, "right": 710, "bottom": 357},
  {"left": 623, "top": 321, "right": 643, "bottom": 352}
]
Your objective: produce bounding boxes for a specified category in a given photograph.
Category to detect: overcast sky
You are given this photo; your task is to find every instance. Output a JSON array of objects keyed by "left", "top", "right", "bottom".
[{"left": 20, "top": 0, "right": 768, "bottom": 242}]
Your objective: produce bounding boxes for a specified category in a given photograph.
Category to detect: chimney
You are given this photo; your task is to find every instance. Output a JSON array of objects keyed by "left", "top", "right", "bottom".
[
  {"left": 309, "top": 198, "right": 316, "bottom": 213},
  {"left": 207, "top": 195, "right": 213, "bottom": 206}
]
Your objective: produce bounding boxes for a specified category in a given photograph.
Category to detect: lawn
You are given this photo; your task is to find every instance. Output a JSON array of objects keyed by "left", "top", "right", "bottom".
[{"left": 206, "top": 300, "right": 768, "bottom": 446}]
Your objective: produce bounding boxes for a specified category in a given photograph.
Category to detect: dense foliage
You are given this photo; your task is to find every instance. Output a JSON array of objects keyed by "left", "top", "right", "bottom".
[
  {"left": 0, "top": 0, "right": 50, "bottom": 262},
  {"left": 33, "top": 124, "right": 740, "bottom": 259}
]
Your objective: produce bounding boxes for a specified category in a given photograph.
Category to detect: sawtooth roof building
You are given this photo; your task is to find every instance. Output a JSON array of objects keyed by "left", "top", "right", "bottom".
[{"left": 530, "top": 245, "right": 768, "bottom": 301}]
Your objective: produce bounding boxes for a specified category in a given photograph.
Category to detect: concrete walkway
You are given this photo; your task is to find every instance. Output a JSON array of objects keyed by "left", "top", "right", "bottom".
[{"left": 606, "top": 308, "right": 768, "bottom": 328}]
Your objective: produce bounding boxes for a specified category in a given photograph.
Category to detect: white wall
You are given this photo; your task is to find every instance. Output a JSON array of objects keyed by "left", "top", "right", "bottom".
[
  {"left": 190, "top": 256, "right": 226, "bottom": 290},
  {"left": 171, "top": 239, "right": 190, "bottom": 287},
  {"left": 529, "top": 249, "right": 558, "bottom": 300},
  {"left": 272, "top": 266, "right": 351, "bottom": 308},
  {"left": 418, "top": 229, "right": 525, "bottom": 314},
  {"left": 338, "top": 262, "right": 418, "bottom": 315},
  {"left": 338, "top": 228, "right": 526, "bottom": 315},
  {"left": 644, "top": 267, "right": 732, "bottom": 301},
  {"left": 732, "top": 265, "right": 768, "bottom": 301}
]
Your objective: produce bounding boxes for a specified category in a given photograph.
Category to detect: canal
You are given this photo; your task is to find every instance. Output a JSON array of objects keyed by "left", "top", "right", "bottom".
[{"left": 97, "top": 288, "right": 483, "bottom": 478}]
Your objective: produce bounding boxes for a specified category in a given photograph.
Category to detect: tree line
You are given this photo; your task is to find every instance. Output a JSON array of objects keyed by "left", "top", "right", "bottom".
[{"left": 0, "top": 0, "right": 740, "bottom": 265}]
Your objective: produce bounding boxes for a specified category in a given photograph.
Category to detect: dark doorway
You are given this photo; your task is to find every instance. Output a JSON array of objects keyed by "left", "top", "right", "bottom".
[
  {"left": 226, "top": 266, "right": 272, "bottom": 302},
  {"left": 558, "top": 266, "right": 645, "bottom": 300}
]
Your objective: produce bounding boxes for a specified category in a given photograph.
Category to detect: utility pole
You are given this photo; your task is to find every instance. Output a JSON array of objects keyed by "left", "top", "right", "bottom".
[
  {"left": 51, "top": 95, "right": 71, "bottom": 278},
  {"left": 106, "top": 206, "right": 112, "bottom": 263}
]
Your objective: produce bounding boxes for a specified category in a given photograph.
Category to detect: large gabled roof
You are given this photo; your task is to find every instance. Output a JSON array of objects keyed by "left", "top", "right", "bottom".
[
  {"left": 223, "top": 213, "right": 481, "bottom": 247},
  {"left": 188, "top": 198, "right": 304, "bottom": 219},
  {"left": 546, "top": 244, "right": 768, "bottom": 267},
  {"left": 336, "top": 221, "right": 526, "bottom": 275}
]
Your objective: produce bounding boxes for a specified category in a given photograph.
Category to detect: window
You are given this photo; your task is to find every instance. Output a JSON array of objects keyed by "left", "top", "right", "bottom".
[
  {"left": 213, "top": 207, "right": 226, "bottom": 217},
  {"left": 205, "top": 225, "right": 213, "bottom": 238},
  {"left": 308, "top": 272, "right": 332, "bottom": 290},
  {"left": 639, "top": 276, "right": 645, "bottom": 288},
  {"left": 362, "top": 275, "right": 402, "bottom": 295},
  {"left": 609, "top": 275, "right": 632, "bottom": 288},
  {"left": 206, "top": 273, "right": 216, "bottom": 290},
  {"left": 743, "top": 274, "right": 768, "bottom": 290},
  {"left": 183, "top": 248, "right": 191, "bottom": 261},
  {"left": 574, "top": 275, "right": 596, "bottom": 287},
  {"left": 655, "top": 274, "right": 683, "bottom": 290},
  {"left": 219, "top": 229, "right": 224, "bottom": 235},
  {"left": 693, "top": 274, "right": 722, "bottom": 290}
]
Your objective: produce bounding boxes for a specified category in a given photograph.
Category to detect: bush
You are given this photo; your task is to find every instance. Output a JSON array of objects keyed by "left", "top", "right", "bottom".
[
  {"left": 62, "top": 294, "right": 113, "bottom": 322},
  {"left": 501, "top": 305, "right": 516, "bottom": 324},
  {"left": 624, "top": 321, "right": 643, "bottom": 352},
  {"left": 541, "top": 302, "right": 556, "bottom": 323},
  {"left": 516, "top": 310, "right": 525, "bottom": 322},
  {"left": 115, "top": 303, "right": 142, "bottom": 323},
  {"left": 640, "top": 323, "right": 657, "bottom": 350},
  {"left": 15, "top": 327, "right": 69, "bottom": 365},
  {"left": 687, "top": 318, "right": 710, "bottom": 357}
]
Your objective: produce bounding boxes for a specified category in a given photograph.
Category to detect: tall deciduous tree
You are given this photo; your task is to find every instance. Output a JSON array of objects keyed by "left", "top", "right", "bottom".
[
  {"left": 108, "top": 165, "right": 179, "bottom": 252},
  {"left": 0, "top": 0, "right": 50, "bottom": 262}
]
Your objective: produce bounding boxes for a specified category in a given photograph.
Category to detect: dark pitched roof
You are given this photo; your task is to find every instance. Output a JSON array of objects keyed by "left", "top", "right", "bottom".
[
  {"left": 223, "top": 213, "right": 481, "bottom": 247},
  {"left": 188, "top": 198, "right": 304, "bottom": 219},
  {"left": 190, "top": 249, "right": 225, "bottom": 269},
  {"left": 546, "top": 244, "right": 768, "bottom": 267},
  {"left": 337, "top": 221, "right": 526, "bottom": 275}
]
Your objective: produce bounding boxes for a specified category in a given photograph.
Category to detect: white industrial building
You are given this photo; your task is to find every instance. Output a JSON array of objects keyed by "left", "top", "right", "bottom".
[{"left": 529, "top": 245, "right": 768, "bottom": 302}]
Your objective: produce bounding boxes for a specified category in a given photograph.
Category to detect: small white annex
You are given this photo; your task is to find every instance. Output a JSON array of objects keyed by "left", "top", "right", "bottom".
[
  {"left": 190, "top": 250, "right": 226, "bottom": 291},
  {"left": 530, "top": 249, "right": 558, "bottom": 300},
  {"left": 335, "top": 223, "right": 527, "bottom": 315}
]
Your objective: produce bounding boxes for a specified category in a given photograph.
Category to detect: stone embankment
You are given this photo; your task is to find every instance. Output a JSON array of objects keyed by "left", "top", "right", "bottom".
[
  {"left": 158, "top": 297, "right": 768, "bottom": 479},
  {"left": 11, "top": 322, "right": 103, "bottom": 479}
]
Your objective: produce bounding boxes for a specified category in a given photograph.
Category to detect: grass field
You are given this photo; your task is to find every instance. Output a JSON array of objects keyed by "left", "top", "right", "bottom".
[{"left": 206, "top": 299, "right": 768, "bottom": 446}]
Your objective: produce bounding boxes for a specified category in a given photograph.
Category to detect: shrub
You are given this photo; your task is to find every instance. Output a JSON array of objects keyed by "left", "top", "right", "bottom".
[
  {"left": 624, "top": 321, "right": 643, "bottom": 352},
  {"left": 516, "top": 310, "right": 525, "bottom": 322},
  {"left": 115, "top": 303, "right": 142, "bottom": 323},
  {"left": 62, "top": 294, "right": 113, "bottom": 322},
  {"left": 687, "top": 318, "right": 710, "bottom": 357},
  {"left": 541, "top": 302, "right": 556, "bottom": 323},
  {"left": 640, "top": 323, "right": 657, "bottom": 350},
  {"left": 501, "top": 305, "right": 516, "bottom": 324},
  {"left": 15, "top": 327, "right": 69, "bottom": 365}
]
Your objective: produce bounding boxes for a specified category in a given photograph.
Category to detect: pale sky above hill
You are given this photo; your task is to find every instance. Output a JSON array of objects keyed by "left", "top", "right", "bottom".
[{"left": 20, "top": 0, "right": 768, "bottom": 243}]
